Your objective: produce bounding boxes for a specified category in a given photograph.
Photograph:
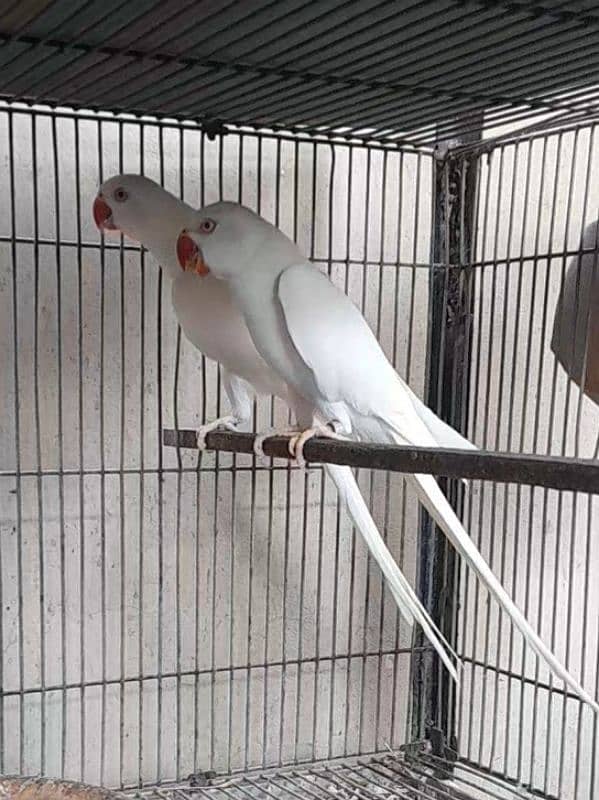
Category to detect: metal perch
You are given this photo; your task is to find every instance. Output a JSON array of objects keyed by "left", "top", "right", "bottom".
[{"left": 163, "top": 429, "right": 599, "bottom": 494}]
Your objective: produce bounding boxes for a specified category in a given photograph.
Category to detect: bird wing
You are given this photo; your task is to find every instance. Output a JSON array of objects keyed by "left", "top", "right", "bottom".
[{"left": 278, "top": 262, "right": 419, "bottom": 423}]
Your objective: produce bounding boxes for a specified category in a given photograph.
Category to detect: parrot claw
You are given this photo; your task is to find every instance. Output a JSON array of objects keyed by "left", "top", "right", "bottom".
[
  {"left": 253, "top": 427, "right": 303, "bottom": 459},
  {"left": 288, "top": 424, "right": 346, "bottom": 467},
  {"left": 326, "top": 419, "right": 347, "bottom": 436},
  {"left": 196, "top": 416, "right": 238, "bottom": 450}
]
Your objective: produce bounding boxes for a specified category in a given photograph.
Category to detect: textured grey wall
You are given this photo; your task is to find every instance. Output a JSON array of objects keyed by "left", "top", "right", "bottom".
[{"left": 0, "top": 110, "right": 430, "bottom": 788}]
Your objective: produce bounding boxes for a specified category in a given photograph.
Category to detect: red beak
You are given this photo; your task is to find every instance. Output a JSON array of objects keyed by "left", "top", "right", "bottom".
[
  {"left": 177, "top": 232, "right": 210, "bottom": 275},
  {"left": 93, "top": 196, "right": 116, "bottom": 231}
]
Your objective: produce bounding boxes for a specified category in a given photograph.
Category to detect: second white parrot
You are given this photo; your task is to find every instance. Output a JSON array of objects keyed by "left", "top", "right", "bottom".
[{"left": 175, "top": 200, "right": 599, "bottom": 712}]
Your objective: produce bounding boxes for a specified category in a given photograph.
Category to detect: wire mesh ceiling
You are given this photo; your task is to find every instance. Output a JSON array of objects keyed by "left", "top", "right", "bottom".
[{"left": 0, "top": 0, "right": 599, "bottom": 147}]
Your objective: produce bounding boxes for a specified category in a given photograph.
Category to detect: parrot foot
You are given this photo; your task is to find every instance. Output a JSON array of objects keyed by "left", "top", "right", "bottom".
[
  {"left": 196, "top": 416, "right": 239, "bottom": 450},
  {"left": 289, "top": 423, "right": 347, "bottom": 467},
  {"left": 253, "top": 427, "right": 303, "bottom": 459}
]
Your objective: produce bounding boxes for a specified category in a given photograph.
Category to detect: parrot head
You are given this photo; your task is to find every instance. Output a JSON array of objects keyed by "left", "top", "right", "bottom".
[
  {"left": 93, "top": 174, "right": 187, "bottom": 242},
  {"left": 176, "top": 202, "right": 302, "bottom": 280}
]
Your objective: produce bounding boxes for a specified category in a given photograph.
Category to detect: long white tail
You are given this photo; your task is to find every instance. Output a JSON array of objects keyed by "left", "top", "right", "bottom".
[
  {"left": 406, "top": 387, "right": 477, "bottom": 452},
  {"left": 405, "top": 390, "right": 475, "bottom": 490},
  {"left": 325, "top": 463, "right": 460, "bottom": 683},
  {"left": 409, "top": 471, "right": 599, "bottom": 713}
]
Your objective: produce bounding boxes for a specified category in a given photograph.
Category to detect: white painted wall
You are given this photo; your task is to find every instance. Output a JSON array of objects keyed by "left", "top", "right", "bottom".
[
  {"left": 0, "top": 109, "right": 431, "bottom": 788},
  {"left": 0, "top": 107, "right": 597, "bottom": 798},
  {"left": 458, "top": 126, "right": 599, "bottom": 800}
]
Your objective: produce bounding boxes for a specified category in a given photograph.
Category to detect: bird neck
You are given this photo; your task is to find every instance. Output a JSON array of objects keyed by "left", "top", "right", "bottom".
[{"left": 137, "top": 198, "right": 198, "bottom": 281}]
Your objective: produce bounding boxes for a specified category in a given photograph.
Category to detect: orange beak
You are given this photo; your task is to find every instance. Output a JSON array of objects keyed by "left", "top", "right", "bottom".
[
  {"left": 177, "top": 231, "right": 210, "bottom": 275},
  {"left": 93, "top": 195, "right": 117, "bottom": 231}
]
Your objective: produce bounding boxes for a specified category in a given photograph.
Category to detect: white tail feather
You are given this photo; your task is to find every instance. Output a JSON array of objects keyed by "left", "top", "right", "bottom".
[
  {"left": 406, "top": 388, "right": 477, "bottom": 452},
  {"left": 325, "top": 463, "right": 460, "bottom": 684},
  {"left": 409, "top": 471, "right": 599, "bottom": 713}
]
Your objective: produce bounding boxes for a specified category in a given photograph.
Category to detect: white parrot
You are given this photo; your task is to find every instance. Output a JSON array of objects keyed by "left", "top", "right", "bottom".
[
  {"left": 174, "top": 200, "right": 599, "bottom": 713},
  {"left": 93, "top": 174, "right": 475, "bottom": 682}
]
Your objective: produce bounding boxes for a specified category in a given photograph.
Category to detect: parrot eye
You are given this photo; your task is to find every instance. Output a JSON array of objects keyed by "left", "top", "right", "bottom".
[
  {"left": 199, "top": 218, "right": 216, "bottom": 234},
  {"left": 113, "top": 187, "right": 128, "bottom": 203}
]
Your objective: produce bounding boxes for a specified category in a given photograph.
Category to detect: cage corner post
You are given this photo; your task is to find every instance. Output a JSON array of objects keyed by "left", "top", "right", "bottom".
[{"left": 412, "top": 125, "right": 481, "bottom": 757}]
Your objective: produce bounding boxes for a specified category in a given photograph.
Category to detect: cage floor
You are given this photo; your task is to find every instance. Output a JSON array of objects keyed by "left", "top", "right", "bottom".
[{"left": 127, "top": 754, "right": 535, "bottom": 800}]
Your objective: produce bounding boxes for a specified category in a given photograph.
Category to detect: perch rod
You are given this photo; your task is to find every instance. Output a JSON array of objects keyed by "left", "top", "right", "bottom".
[{"left": 163, "top": 429, "right": 599, "bottom": 494}]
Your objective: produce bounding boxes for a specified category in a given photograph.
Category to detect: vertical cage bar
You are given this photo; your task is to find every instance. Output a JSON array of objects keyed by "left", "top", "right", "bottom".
[
  {"left": 117, "top": 119, "right": 127, "bottom": 790},
  {"left": 137, "top": 121, "right": 147, "bottom": 788},
  {"left": 49, "top": 112, "right": 67, "bottom": 781},
  {"left": 97, "top": 120, "right": 108, "bottom": 787},
  {"left": 357, "top": 145, "right": 374, "bottom": 756},
  {"left": 73, "top": 114, "right": 87, "bottom": 784},
  {"left": 31, "top": 112, "right": 48, "bottom": 776},
  {"left": 173, "top": 147, "right": 184, "bottom": 784},
  {"left": 326, "top": 141, "right": 345, "bottom": 762},
  {"left": 476, "top": 143, "right": 507, "bottom": 770},
  {"left": 7, "top": 108, "right": 25, "bottom": 778}
]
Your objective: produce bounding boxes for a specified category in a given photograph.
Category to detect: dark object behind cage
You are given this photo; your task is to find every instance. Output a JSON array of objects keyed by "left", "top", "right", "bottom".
[{"left": 551, "top": 220, "right": 599, "bottom": 405}]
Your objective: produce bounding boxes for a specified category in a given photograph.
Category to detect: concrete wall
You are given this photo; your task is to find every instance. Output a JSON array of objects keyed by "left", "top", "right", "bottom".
[
  {"left": 0, "top": 107, "right": 597, "bottom": 797},
  {"left": 458, "top": 126, "right": 599, "bottom": 799},
  {"left": 0, "top": 109, "right": 431, "bottom": 788}
]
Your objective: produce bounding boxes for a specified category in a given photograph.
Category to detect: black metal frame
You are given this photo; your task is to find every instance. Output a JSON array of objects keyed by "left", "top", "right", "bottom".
[{"left": 414, "top": 133, "right": 480, "bottom": 751}]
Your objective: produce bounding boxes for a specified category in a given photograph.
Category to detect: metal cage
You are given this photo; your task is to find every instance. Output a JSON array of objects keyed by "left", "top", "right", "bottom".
[{"left": 1, "top": 3, "right": 599, "bottom": 800}]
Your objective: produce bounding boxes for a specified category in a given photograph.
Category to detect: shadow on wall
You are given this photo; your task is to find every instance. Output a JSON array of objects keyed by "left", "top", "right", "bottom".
[{"left": 551, "top": 220, "right": 599, "bottom": 405}]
